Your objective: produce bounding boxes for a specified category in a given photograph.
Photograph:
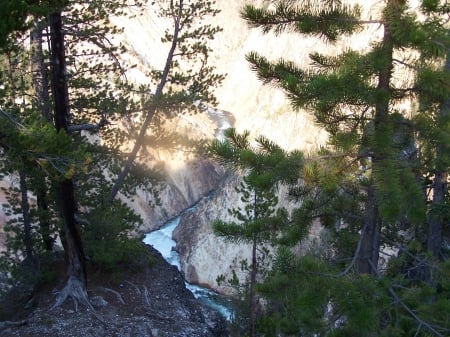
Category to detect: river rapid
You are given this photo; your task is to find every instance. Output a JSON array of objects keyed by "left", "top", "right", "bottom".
[{"left": 143, "top": 215, "right": 234, "bottom": 320}]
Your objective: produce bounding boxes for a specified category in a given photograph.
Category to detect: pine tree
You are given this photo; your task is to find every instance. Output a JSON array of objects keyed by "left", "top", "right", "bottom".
[
  {"left": 0, "top": 0, "right": 161, "bottom": 307},
  {"left": 411, "top": 3, "right": 450, "bottom": 260},
  {"left": 239, "top": 0, "right": 450, "bottom": 335},
  {"left": 242, "top": 0, "right": 448, "bottom": 273},
  {"left": 209, "top": 128, "right": 301, "bottom": 336}
]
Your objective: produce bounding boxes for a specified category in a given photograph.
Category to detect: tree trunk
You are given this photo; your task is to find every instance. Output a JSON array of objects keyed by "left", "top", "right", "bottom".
[
  {"left": 428, "top": 171, "right": 448, "bottom": 259},
  {"left": 357, "top": 184, "right": 380, "bottom": 274},
  {"left": 249, "top": 234, "right": 257, "bottom": 337},
  {"left": 36, "top": 189, "right": 54, "bottom": 251},
  {"left": 357, "top": 2, "right": 394, "bottom": 274},
  {"left": 19, "top": 169, "right": 34, "bottom": 263},
  {"left": 427, "top": 53, "right": 450, "bottom": 260},
  {"left": 50, "top": 12, "right": 70, "bottom": 130},
  {"left": 108, "top": 1, "right": 183, "bottom": 203},
  {"left": 31, "top": 18, "right": 54, "bottom": 251},
  {"left": 49, "top": 11, "right": 87, "bottom": 302},
  {"left": 248, "top": 191, "right": 259, "bottom": 337},
  {"left": 31, "top": 18, "right": 51, "bottom": 123}
]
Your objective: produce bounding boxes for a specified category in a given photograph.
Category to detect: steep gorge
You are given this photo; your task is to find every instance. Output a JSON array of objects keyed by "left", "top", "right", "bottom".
[
  {"left": 119, "top": 0, "right": 390, "bottom": 293},
  {"left": 0, "top": 0, "right": 414, "bottom": 294}
]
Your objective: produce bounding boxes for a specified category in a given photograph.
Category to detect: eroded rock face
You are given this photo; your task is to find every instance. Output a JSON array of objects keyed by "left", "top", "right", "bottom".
[
  {"left": 110, "top": 0, "right": 331, "bottom": 234},
  {"left": 173, "top": 173, "right": 324, "bottom": 294},
  {"left": 130, "top": 155, "right": 224, "bottom": 232},
  {"left": 173, "top": 174, "right": 253, "bottom": 295},
  {"left": 172, "top": 173, "right": 313, "bottom": 295}
]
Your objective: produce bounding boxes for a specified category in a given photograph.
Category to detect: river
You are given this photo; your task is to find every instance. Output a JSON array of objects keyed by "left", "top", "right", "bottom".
[{"left": 143, "top": 216, "right": 234, "bottom": 320}]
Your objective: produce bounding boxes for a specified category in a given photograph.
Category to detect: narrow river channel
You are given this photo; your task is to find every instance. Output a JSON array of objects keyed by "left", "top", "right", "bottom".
[{"left": 143, "top": 216, "right": 234, "bottom": 320}]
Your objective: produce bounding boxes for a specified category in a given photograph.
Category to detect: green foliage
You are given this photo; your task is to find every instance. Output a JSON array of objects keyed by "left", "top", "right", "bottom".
[
  {"left": 242, "top": 1, "right": 362, "bottom": 41},
  {"left": 209, "top": 130, "right": 295, "bottom": 248},
  {"left": 259, "top": 248, "right": 450, "bottom": 337},
  {"left": 145, "top": 0, "right": 225, "bottom": 109},
  {"left": 243, "top": 1, "right": 448, "bottom": 222},
  {"left": 208, "top": 128, "right": 304, "bottom": 187},
  {"left": 242, "top": 0, "right": 449, "bottom": 250},
  {"left": 0, "top": 0, "right": 226, "bottom": 295},
  {"left": 0, "top": 0, "right": 40, "bottom": 49},
  {"left": 239, "top": 0, "right": 450, "bottom": 335},
  {"left": 0, "top": 0, "right": 173, "bottom": 295},
  {"left": 209, "top": 128, "right": 297, "bottom": 336},
  {"left": 258, "top": 252, "right": 332, "bottom": 336},
  {"left": 82, "top": 202, "right": 153, "bottom": 272}
]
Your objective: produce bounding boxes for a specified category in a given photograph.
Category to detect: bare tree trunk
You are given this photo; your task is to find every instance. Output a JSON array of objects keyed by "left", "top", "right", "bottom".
[
  {"left": 108, "top": 1, "right": 183, "bottom": 204},
  {"left": 49, "top": 11, "right": 88, "bottom": 306},
  {"left": 427, "top": 53, "right": 450, "bottom": 260}
]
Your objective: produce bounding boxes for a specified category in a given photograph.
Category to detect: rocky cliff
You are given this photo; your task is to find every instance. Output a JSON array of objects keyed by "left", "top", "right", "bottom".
[
  {"left": 110, "top": 0, "right": 331, "bottom": 234},
  {"left": 173, "top": 174, "right": 250, "bottom": 295}
]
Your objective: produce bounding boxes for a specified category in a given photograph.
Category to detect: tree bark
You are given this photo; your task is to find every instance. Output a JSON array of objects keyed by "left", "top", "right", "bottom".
[
  {"left": 428, "top": 170, "right": 448, "bottom": 259},
  {"left": 427, "top": 52, "right": 450, "bottom": 260},
  {"left": 357, "top": 184, "right": 380, "bottom": 274},
  {"left": 357, "top": 1, "right": 394, "bottom": 274},
  {"left": 108, "top": 1, "right": 183, "bottom": 204},
  {"left": 248, "top": 191, "right": 259, "bottom": 337},
  {"left": 31, "top": 18, "right": 54, "bottom": 251},
  {"left": 19, "top": 169, "right": 34, "bottom": 263},
  {"left": 31, "top": 18, "right": 51, "bottom": 123},
  {"left": 249, "top": 234, "right": 257, "bottom": 337},
  {"left": 49, "top": 11, "right": 87, "bottom": 289},
  {"left": 37, "top": 188, "right": 54, "bottom": 251}
]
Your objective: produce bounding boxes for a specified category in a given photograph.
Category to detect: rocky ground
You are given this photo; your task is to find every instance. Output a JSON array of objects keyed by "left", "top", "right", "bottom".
[{"left": 0, "top": 245, "right": 229, "bottom": 337}]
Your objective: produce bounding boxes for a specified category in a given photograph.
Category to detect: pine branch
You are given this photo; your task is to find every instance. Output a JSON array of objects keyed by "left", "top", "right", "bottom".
[
  {"left": 0, "top": 108, "right": 25, "bottom": 129},
  {"left": 387, "top": 280, "right": 448, "bottom": 337},
  {"left": 242, "top": 1, "right": 364, "bottom": 41}
]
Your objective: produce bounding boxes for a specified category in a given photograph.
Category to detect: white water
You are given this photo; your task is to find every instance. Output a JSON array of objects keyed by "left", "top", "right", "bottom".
[
  {"left": 143, "top": 218, "right": 181, "bottom": 270},
  {"left": 143, "top": 216, "right": 234, "bottom": 320}
]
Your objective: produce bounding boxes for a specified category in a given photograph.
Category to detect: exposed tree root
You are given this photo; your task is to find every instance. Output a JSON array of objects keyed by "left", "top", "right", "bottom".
[
  {"left": 51, "top": 276, "right": 93, "bottom": 311},
  {"left": 0, "top": 320, "right": 27, "bottom": 331},
  {"left": 125, "top": 280, "right": 141, "bottom": 294},
  {"left": 51, "top": 276, "right": 107, "bottom": 325},
  {"left": 100, "top": 287, "right": 125, "bottom": 305}
]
